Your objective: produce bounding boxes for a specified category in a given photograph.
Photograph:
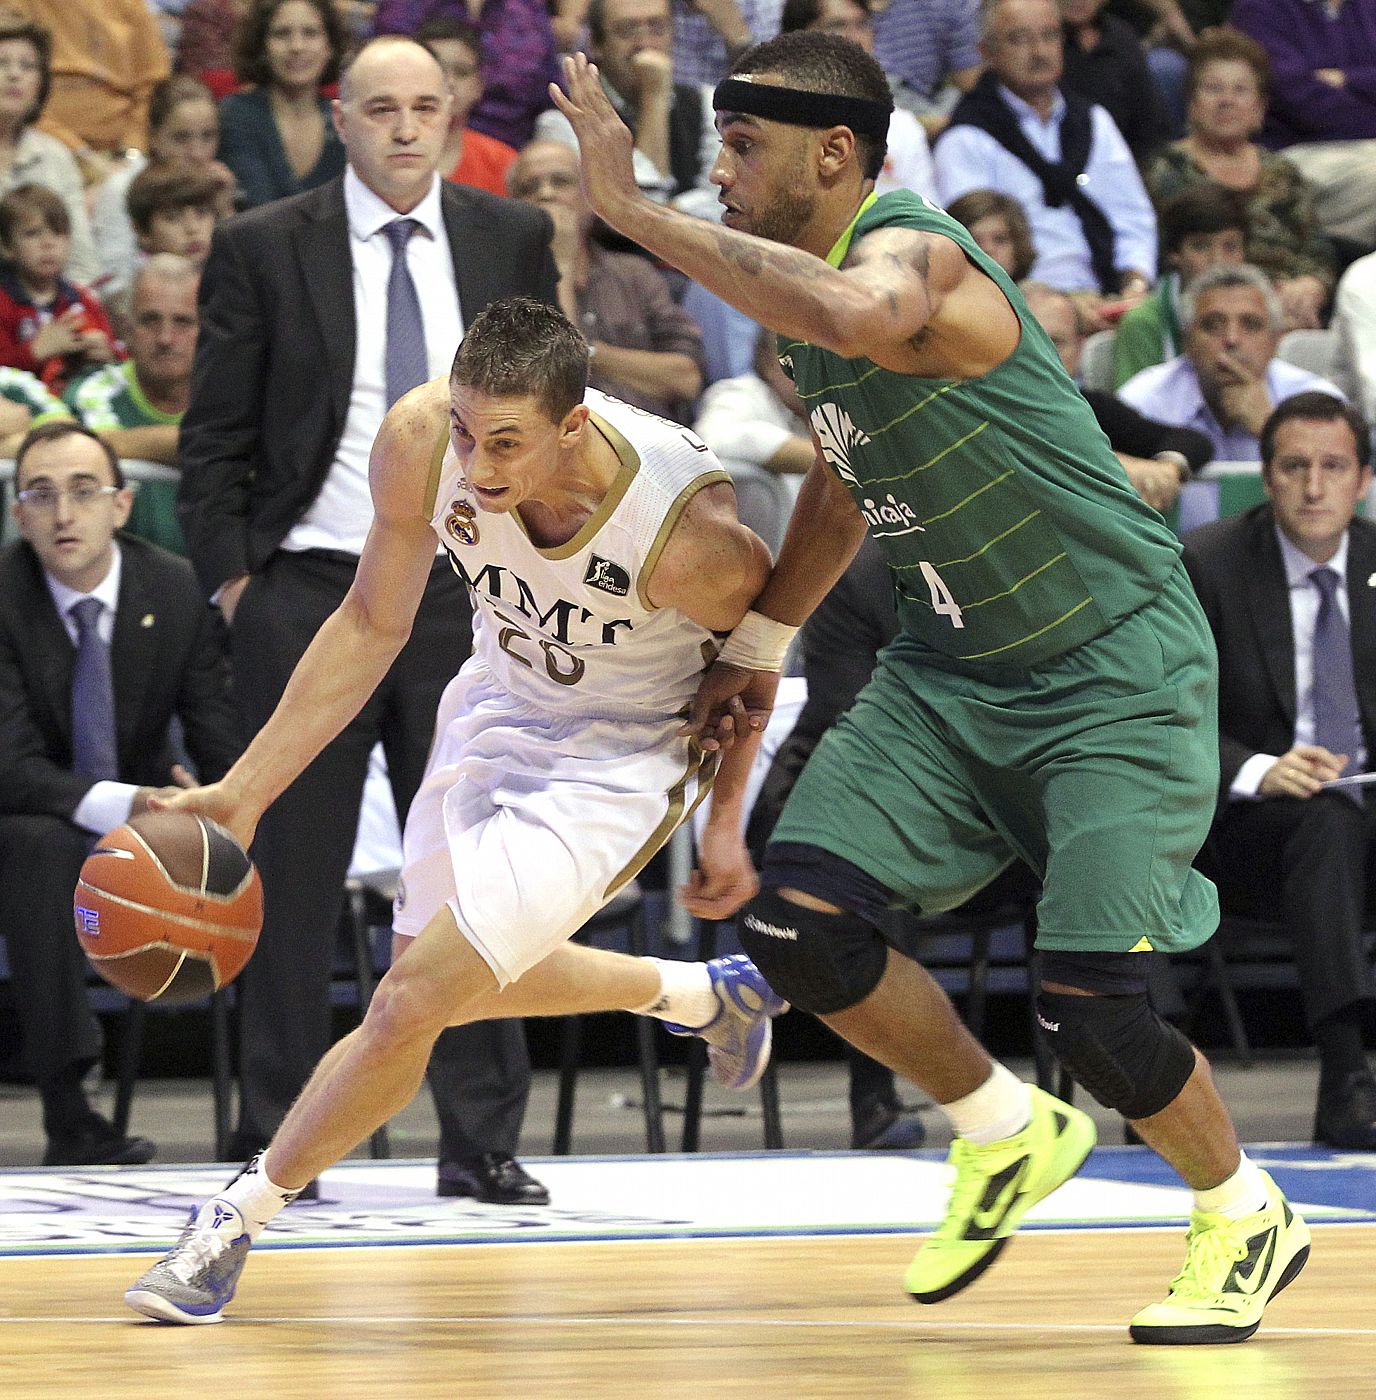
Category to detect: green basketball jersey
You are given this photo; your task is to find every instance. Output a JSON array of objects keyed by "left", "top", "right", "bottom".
[{"left": 779, "top": 190, "right": 1183, "bottom": 667}]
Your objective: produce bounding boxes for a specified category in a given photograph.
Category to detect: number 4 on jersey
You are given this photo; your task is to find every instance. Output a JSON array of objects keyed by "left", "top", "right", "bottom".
[{"left": 920, "top": 561, "right": 965, "bottom": 629}]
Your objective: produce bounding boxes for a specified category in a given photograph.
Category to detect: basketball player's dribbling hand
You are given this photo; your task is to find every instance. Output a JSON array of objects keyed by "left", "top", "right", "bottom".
[
  {"left": 680, "top": 663, "right": 778, "bottom": 752},
  {"left": 550, "top": 54, "right": 642, "bottom": 225},
  {"left": 146, "top": 780, "right": 259, "bottom": 853},
  {"left": 680, "top": 823, "right": 760, "bottom": 919}
]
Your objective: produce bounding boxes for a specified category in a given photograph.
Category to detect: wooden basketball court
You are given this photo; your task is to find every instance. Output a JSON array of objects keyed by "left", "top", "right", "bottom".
[{"left": 3, "top": 1152, "right": 1373, "bottom": 1400}]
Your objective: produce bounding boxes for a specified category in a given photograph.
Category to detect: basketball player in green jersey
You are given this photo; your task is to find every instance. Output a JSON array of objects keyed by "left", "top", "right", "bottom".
[{"left": 553, "top": 32, "right": 1310, "bottom": 1344}]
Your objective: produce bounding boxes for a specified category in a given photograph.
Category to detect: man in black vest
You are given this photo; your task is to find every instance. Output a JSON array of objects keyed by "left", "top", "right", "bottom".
[
  {"left": 933, "top": 0, "right": 1157, "bottom": 323},
  {"left": 534, "top": 0, "right": 718, "bottom": 202}
]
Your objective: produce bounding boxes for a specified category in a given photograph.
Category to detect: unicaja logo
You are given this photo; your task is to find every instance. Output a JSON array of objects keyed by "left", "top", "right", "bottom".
[
  {"left": 744, "top": 914, "right": 799, "bottom": 941},
  {"left": 810, "top": 403, "right": 870, "bottom": 488}
]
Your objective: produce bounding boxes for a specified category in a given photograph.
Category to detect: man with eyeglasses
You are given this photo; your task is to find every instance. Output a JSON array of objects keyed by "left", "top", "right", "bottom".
[
  {"left": 535, "top": 0, "right": 722, "bottom": 202},
  {"left": 0, "top": 420, "right": 240, "bottom": 1167}
]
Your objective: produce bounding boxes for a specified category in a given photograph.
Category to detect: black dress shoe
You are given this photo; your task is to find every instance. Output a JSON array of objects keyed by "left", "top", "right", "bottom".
[
  {"left": 437, "top": 1153, "right": 550, "bottom": 1204},
  {"left": 850, "top": 1094, "right": 927, "bottom": 1151},
  {"left": 1314, "top": 1071, "right": 1376, "bottom": 1150},
  {"left": 223, "top": 1130, "right": 270, "bottom": 1163},
  {"left": 43, "top": 1117, "right": 156, "bottom": 1167}
]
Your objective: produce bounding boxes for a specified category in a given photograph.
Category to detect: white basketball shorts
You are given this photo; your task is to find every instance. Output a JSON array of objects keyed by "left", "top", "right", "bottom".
[{"left": 393, "top": 662, "right": 713, "bottom": 986}]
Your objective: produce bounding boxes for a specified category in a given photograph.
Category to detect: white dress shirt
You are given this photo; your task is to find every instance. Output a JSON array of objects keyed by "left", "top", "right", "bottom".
[
  {"left": 44, "top": 545, "right": 138, "bottom": 835},
  {"left": 1119, "top": 356, "right": 1344, "bottom": 463},
  {"left": 1230, "top": 527, "right": 1368, "bottom": 797},
  {"left": 1332, "top": 249, "right": 1376, "bottom": 429},
  {"left": 284, "top": 170, "right": 464, "bottom": 555}
]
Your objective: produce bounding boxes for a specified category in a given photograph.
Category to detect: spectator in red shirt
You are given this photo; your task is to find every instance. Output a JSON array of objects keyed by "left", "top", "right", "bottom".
[
  {"left": 416, "top": 16, "right": 517, "bottom": 196},
  {"left": 0, "top": 183, "right": 117, "bottom": 393}
]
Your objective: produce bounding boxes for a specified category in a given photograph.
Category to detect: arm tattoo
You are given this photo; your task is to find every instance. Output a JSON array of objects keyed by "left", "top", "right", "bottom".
[{"left": 711, "top": 227, "right": 833, "bottom": 282}]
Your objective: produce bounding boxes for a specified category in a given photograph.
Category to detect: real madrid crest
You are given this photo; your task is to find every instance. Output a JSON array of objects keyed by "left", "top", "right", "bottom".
[{"left": 445, "top": 498, "right": 479, "bottom": 546}]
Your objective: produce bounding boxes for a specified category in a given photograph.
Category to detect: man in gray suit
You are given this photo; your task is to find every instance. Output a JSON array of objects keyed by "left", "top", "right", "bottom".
[{"left": 178, "top": 35, "right": 558, "bottom": 1200}]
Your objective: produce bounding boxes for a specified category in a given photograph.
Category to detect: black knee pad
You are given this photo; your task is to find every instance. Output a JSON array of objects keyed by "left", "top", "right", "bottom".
[
  {"left": 1036, "top": 990, "right": 1195, "bottom": 1120},
  {"left": 739, "top": 886, "right": 887, "bottom": 1015}
]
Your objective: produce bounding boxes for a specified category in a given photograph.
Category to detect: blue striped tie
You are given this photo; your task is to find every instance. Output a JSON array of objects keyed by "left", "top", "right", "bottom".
[
  {"left": 70, "top": 596, "right": 118, "bottom": 781},
  {"left": 383, "top": 218, "right": 428, "bottom": 408},
  {"left": 1310, "top": 566, "right": 1363, "bottom": 801}
]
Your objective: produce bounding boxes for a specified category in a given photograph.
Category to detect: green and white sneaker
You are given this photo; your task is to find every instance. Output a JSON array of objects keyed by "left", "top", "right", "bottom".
[
  {"left": 1130, "top": 1171, "right": 1310, "bottom": 1345},
  {"left": 905, "top": 1085, "right": 1097, "bottom": 1303}
]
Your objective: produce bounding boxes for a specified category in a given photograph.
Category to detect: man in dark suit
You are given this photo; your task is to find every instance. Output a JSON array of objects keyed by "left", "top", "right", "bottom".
[
  {"left": 1182, "top": 390, "right": 1376, "bottom": 1150},
  {"left": 177, "top": 35, "right": 558, "bottom": 1201},
  {"left": 0, "top": 422, "right": 240, "bottom": 1165}
]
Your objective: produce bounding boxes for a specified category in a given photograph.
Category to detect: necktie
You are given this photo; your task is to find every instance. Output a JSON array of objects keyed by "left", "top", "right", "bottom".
[
  {"left": 70, "top": 596, "right": 118, "bottom": 781},
  {"left": 383, "top": 218, "right": 428, "bottom": 408},
  {"left": 1310, "top": 566, "right": 1363, "bottom": 795}
]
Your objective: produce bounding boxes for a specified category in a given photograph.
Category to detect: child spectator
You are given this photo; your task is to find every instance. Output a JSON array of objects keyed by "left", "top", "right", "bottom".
[
  {"left": 90, "top": 74, "right": 237, "bottom": 303},
  {"left": 126, "top": 161, "right": 219, "bottom": 270},
  {"left": 0, "top": 184, "right": 117, "bottom": 394},
  {"left": 416, "top": 17, "right": 517, "bottom": 197},
  {"left": 946, "top": 190, "right": 1037, "bottom": 283}
]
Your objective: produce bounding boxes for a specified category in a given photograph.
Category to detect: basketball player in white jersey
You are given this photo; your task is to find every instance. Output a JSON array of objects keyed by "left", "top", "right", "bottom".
[{"left": 125, "top": 298, "right": 786, "bottom": 1325}]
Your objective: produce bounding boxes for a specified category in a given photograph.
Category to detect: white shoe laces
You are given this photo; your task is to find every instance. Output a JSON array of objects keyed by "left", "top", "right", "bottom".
[{"left": 168, "top": 1227, "right": 231, "bottom": 1285}]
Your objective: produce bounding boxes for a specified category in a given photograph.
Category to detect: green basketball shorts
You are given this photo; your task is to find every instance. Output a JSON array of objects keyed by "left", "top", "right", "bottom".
[{"left": 770, "top": 563, "right": 1220, "bottom": 955}]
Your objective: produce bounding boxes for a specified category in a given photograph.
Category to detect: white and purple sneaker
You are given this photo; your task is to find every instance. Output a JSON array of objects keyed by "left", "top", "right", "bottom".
[
  {"left": 664, "top": 954, "right": 789, "bottom": 1090},
  {"left": 124, "top": 1201, "right": 252, "bottom": 1324}
]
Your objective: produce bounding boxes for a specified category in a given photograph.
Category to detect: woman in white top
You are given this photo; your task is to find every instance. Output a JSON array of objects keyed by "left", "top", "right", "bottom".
[{"left": 0, "top": 14, "right": 99, "bottom": 285}]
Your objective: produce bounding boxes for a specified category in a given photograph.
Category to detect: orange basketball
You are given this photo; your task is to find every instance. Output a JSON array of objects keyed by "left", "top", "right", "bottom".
[{"left": 73, "top": 811, "right": 263, "bottom": 1004}]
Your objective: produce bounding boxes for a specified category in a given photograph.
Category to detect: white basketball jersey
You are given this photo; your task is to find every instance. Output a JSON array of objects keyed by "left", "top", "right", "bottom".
[{"left": 428, "top": 389, "right": 732, "bottom": 721}]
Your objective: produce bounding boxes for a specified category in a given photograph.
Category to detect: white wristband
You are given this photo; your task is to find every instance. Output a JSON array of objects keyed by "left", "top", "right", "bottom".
[{"left": 716, "top": 609, "right": 799, "bottom": 672}]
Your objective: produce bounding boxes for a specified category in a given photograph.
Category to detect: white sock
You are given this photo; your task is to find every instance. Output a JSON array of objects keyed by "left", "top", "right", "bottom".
[
  {"left": 633, "top": 958, "right": 718, "bottom": 1028},
  {"left": 942, "top": 1063, "right": 1032, "bottom": 1144},
  {"left": 195, "top": 1153, "right": 301, "bottom": 1241},
  {"left": 1193, "top": 1152, "right": 1268, "bottom": 1220}
]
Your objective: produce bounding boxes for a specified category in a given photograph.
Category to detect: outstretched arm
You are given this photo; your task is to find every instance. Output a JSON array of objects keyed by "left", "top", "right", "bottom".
[
  {"left": 151, "top": 382, "right": 448, "bottom": 848},
  {"left": 680, "top": 446, "right": 870, "bottom": 752},
  {"left": 551, "top": 55, "right": 978, "bottom": 371},
  {"left": 648, "top": 481, "right": 773, "bottom": 914}
]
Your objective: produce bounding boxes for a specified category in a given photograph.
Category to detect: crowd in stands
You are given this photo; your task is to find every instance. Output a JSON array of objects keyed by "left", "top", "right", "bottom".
[
  {"left": 0, "top": 0, "right": 1368, "bottom": 478},
  {"left": 3, "top": 0, "right": 1376, "bottom": 1166}
]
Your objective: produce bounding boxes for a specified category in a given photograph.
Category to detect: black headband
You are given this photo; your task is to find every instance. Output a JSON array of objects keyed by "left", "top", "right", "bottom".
[{"left": 712, "top": 77, "right": 890, "bottom": 140}]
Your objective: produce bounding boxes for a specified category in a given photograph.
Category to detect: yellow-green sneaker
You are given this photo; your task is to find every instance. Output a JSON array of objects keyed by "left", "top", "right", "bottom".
[
  {"left": 905, "top": 1085, "right": 1096, "bottom": 1303},
  {"left": 1129, "top": 1171, "right": 1310, "bottom": 1345}
]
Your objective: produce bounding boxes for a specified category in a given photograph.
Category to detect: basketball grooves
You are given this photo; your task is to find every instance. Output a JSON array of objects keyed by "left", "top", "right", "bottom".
[{"left": 124, "top": 818, "right": 257, "bottom": 903}]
